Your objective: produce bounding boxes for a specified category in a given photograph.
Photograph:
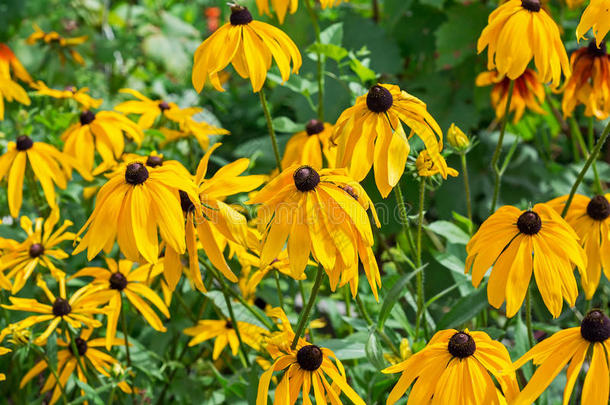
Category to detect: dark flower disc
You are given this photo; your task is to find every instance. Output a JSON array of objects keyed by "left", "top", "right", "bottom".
[
  {"left": 517, "top": 210, "right": 542, "bottom": 235},
  {"left": 294, "top": 166, "right": 320, "bottom": 192},
  {"left": 297, "top": 345, "right": 324, "bottom": 371}
]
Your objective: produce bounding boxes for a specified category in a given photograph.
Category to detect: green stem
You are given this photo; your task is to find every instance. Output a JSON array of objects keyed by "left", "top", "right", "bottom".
[
  {"left": 394, "top": 184, "right": 417, "bottom": 260},
  {"left": 221, "top": 284, "right": 251, "bottom": 367},
  {"left": 65, "top": 324, "right": 90, "bottom": 383},
  {"left": 120, "top": 302, "right": 137, "bottom": 405},
  {"left": 490, "top": 80, "right": 515, "bottom": 214},
  {"left": 570, "top": 117, "right": 589, "bottom": 159},
  {"left": 25, "top": 168, "right": 44, "bottom": 216},
  {"left": 355, "top": 295, "right": 401, "bottom": 358},
  {"left": 273, "top": 270, "right": 285, "bottom": 311},
  {"left": 304, "top": 0, "right": 324, "bottom": 121},
  {"left": 259, "top": 89, "right": 282, "bottom": 172},
  {"left": 414, "top": 178, "right": 426, "bottom": 338},
  {"left": 460, "top": 153, "right": 472, "bottom": 226},
  {"left": 525, "top": 289, "right": 535, "bottom": 348},
  {"left": 589, "top": 117, "right": 604, "bottom": 194},
  {"left": 291, "top": 267, "right": 324, "bottom": 350},
  {"left": 561, "top": 120, "right": 610, "bottom": 217},
  {"left": 32, "top": 346, "right": 69, "bottom": 405}
]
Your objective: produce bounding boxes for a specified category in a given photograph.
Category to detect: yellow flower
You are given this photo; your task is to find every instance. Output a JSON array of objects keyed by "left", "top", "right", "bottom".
[
  {"left": 512, "top": 309, "right": 610, "bottom": 405},
  {"left": 114, "top": 88, "right": 184, "bottom": 129},
  {"left": 547, "top": 194, "right": 610, "bottom": 298},
  {"left": 465, "top": 204, "right": 587, "bottom": 318},
  {"left": 476, "top": 69, "right": 546, "bottom": 123},
  {"left": 192, "top": 5, "right": 302, "bottom": 93},
  {"left": 0, "top": 43, "right": 32, "bottom": 120},
  {"left": 561, "top": 42, "right": 610, "bottom": 120},
  {"left": 0, "top": 134, "right": 91, "bottom": 217},
  {"left": 565, "top": 0, "right": 586, "bottom": 8},
  {"left": 73, "top": 258, "right": 169, "bottom": 349},
  {"left": 576, "top": 0, "right": 610, "bottom": 47},
  {"left": 447, "top": 123, "right": 470, "bottom": 150},
  {"left": 158, "top": 117, "right": 229, "bottom": 151},
  {"left": 184, "top": 318, "right": 268, "bottom": 360},
  {"left": 2, "top": 275, "right": 103, "bottom": 345},
  {"left": 247, "top": 165, "right": 382, "bottom": 298},
  {"left": 415, "top": 150, "right": 458, "bottom": 178},
  {"left": 20, "top": 328, "right": 131, "bottom": 405},
  {"left": 331, "top": 83, "right": 445, "bottom": 198},
  {"left": 255, "top": 0, "right": 298, "bottom": 24},
  {"left": 382, "top": 329, "right": 518, "bottom": 405},
  {"left": 26, "top": 24, "right": 88, "bottom": 65},
  {"left": 32, "top": 80, "right": 102, "bottom": 110},
  {"left": 281, "top": 120, "right": 336, "bottom": 170},
  {"left": 73, "top": 157, "right": 199, "bottom": 264},
  {"left": 477, "top": 0, "right": 570, "bottom": 88},
  {"left": 383, "top": 338, "right": 412, "bottom": 366},
  {"left": 320, "top": 0, "right": 349, "bottom": 8},
  {"left": 0, "top": 207, "right": 74, "bottom": 293},
  {"left": 0, "top": 346, "right": 10, "bottom": 381},
  {"left": 61, "top": 109, "right": 144, "bottom": 173}
]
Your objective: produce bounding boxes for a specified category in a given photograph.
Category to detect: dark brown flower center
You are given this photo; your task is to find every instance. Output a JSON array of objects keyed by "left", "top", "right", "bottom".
[
  {"left": 586, "top": 195, "right": 610, "bottom": 221},
  {"left": 254, "top": 297, "right": 267, "bottom": 310},
  {"left": 52, "top": 298, "right": 72, "bottom": 317},
  {"left": 109, "top": 272, "right": 128, "bottom": 291},
  {"left": 517, "top": 210, "right": 542, "bottom": 235},
  {"left": 179, "top": 190, "right": 195, "bottom": 213},
  {"left": 146, "top": 155, "right": 164, "bottom": 167},
  {"left": 225, "top": 321, "right": 233, "bottom": 329},
  {"left": 125, "top": 163, "right": 149, "bottom": 185},
  {"left": 366, "top": 85, "right": 393, "bottom": 113},
  {"left": 16, "top": 135, "right": 33, "bottom": 151},
  {"left": 580, "top": 310, "right": 610, "bottom": 342},
  {"left": 448, "top": 332, "right": 476, "bottom": 358},
  {"left": 305, "top": 120, "right": 325, "bottom": 136},
  {"left": 294, "top": 166, "right": 320, "bottom": 192},
  {"left": 69, "top": 337, "right": 88, "bottom": 356},
  {"left": 29, "top": 243, "right": 45, "bottom": 258},
  {"left": 588, "top": 41, "right": 607, "bottom": 57},
  {"left": 158, "top": 101, "right": 170, "bottom": 111},
  {"left": 230, "top": 6, "right": 253, "bottom": 25},
  {"left": 521, "top": 0, "right": 541, "bottom": 12},
  {"left": 296, "top": 345, "right": 323, "bottom": 371},
  {"left": 79, "top": 110, "right": 96, "bottom": 125}
]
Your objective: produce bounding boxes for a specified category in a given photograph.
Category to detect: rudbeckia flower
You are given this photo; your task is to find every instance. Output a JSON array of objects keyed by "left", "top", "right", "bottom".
[
  {"left": 61, "top": 109, "right": 144, "bottom": 173},
  {"left": 26, "top": 24, "right": 88, "bottom": 65},
  {"left": 415, "top": 149, "right": 458, "bottom": 178},
  {"left": 476, "top": 69, "right": 546, "bottom": 123},
  {"left": 0, "top": 134, "right": 92, "bottom": 217},
  {"left": 320, "top": 0, "right": 349, "bottom": 8},
  {"left": 255, "top": 0, "right": 298, "bottom": 24},
  {"left": 0, "top": 207, "right": 74, "bottom": 293},
  {"left": 512, "top": 309, "right": 610, "bottom": 405},
  {"left": 548, "top": 194, "right": 610, "bottom": 298},
  {"left": 73, "top": 258, "right": 169, "bottom": 349},
  {"left": 465, "top": 203, "right": 587, "bottom": 318},
  {"left": 184, "top": 318, "right": 268, "bottom": 360},
  {"left": 0, "top": 346, "right": 9, "bottom": 381},
  {"left": 565, "top": 0, "right": 586, "bottom": 8},
  {"left": 477, "top": 0, "right": 570, "bottom": 88},
  {"left": 20, "top": 328, "right": 131, "bottom": 405},
  {"left": 382, "top": 329, "right": 519, "bottom": 405},
  {"left": 2, "top": 275, "right": 102, "bottom": 345},
  {"left": 114, "top": 88, "right": 185, "bottom": 129},
  {"left": 576, "top": 0, "right": 610, "bottom": 47},
  {"left": 192, "top": 5, "right": 302, "bottom": 93},
  {"left": 32, "top": 81, "right": 102, "bottom": 110},
  {"left": 281, "top": 119, "right": 336, "bottom": 170},
  {"left": 73, "top": 157, "right": 199, "bottom": 264},
  {"left": 0, "top": 44, "right": 32, "bottom": 120},
  {"left": 331, "top": 83, "right": 445, "bottom": 198},
  {"left": 561, "top": 41, "right": 610, "bottom": 120},
  {"left": 447, "top": 123, "right": 470, "bottom": 150}
]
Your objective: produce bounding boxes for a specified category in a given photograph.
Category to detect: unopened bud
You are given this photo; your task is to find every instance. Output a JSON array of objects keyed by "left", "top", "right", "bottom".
[{"left": 447, "top": 123, "right": 469, "bottom": 150}]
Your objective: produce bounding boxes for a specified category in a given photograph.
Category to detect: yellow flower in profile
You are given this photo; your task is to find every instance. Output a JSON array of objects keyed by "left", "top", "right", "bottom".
[
  {"left": 61, "top": 109, "right": 144, "bottom": 173},
  {"left": 465, "top": 204, "right": 587, "bottom": 318},
  {"left": 26, "top": 24, "right": 88, "bottom": 65},
  {"left": 547, "top": 194, "right": 610, "bottom": 298},
  {"left": 32, "top": 81, "right": 102, "bottom": 110},
  {"left": 512, "top": 309, "right": 610, "bottom": 405},
  {"left": 184, "top": 318, "right": 268, "bottom": 360},
  {"left": 561, "top": 42, "right": 610, "bottom": 120},
  {"left": 383, "top": 329, "right": 518, "bottom": 405},
  {"left": 0, "top": 43, "right": 32, "bottom": 120},
  {"left": 477, "top": 0, "right": 570, "bottom": 87},
  {"left": 281, "top": 119, "right": 336, "bottom": 170},
  {"left": 73, "top": 258, "right": 169, "bottom": 349},
  {"left": 576, "top": 0, "right": 610, "bottom": 47},
  {"left": 20, "top": 328, "right": 131, "bottom": 405},
  {"left": 0, "top": 207, "right": 74, "bottom": 293},
  {"left": 0, "top": 134, "right": 91, "bottom": 217},
  {"left": 415, "top": 150, "right": 458, "bottom": 178},
  {"left": 114, "top": 88, "right": 184, "bottom": 129},
  {"left": 476, "top": 69, "right": 546, "bottom": 123},
  {"left": 192, "top": 5, "right": 302, "bottom": 93},
  {"left": 255, "top": 0, "right": 298, "bottom": 24},
  {"left": 331, "top": 83, "right": 445, "bottom": 198},
  {"left": 447, "top": 123, "right": 470, "bottom": 150}
]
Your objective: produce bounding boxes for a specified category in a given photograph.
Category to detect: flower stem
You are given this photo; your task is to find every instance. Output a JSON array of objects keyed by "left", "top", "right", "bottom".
[
  {"left": 525, "top": 289, "right": 535, "bottom": 348},
  {"left": 589, "top": 117, "right": 604, "bottom": 194},
  {"left": 65, "top": 324, "right": 91, "bottom": 382},
  {"left": 273, "top": 270, "right": 285, "bottom": 312},
  {"left": 414, "top": 178, "right": 426, "bottom": 338},
  {"left": 394, "top": 184, "right": 417, "bottom": 260},
  {"left": 561, "top": 119, "right": 610, "bottom": 217},
  {"left": 460, "top": 152, "right": 472, "bottom": 227},
  {"left": 304, "top": 0, "right": 324, "bottom": 121},
  {"left": 291, "top": 267, "right": 324, "bottom": 350},
  {"left": 355, "top": 295, "right": 401, "bottom": 358},
  {"left": 32, "top": 345, "right": 69, "bottom": 405},
  {"left": 221, "top": 284, "right": 251, "bottom": 368},
  {"left": 120, "top": 302, "right": 137, "bottom": 405},
  {"left": 259, "top": 89, "right": 282, "bottom": 172},
  {"left": 490, "top": 80, "right": 515, "bottom": 214}
]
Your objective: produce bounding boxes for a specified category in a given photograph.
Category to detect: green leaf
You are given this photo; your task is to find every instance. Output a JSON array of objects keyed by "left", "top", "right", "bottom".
[
  {"left": 433, "top": 251, "right": 473, "bottom": 296},
  {"left": 204, "top": 291, "right": 270, "bottom": 329},
  {"left": 46, "top": 332, "right": 58, "bottom": 368},
  {"left": 73, "top": 380, "right": 106, "bottom": 405},
  {"left": 513, "top": 314, "right": 533, "bottom": 378},
  {"left": 377, "top": 269, "right": 422, "bottom": 329},
  {"left": 318, "top": 334, "right": 367, "bottom": 360},
  {"left": 320, "top": 22, "right": 343, "bottom": 46},
  {"left": 308, "top": 43, "right": 348, "bottom": 62},
  {"left": 272, "top": 116, "right": 303, "bottom": 133},
  {"left": 349, "top": 58, "right": 377, "bottom": 85},
  {"left": 365, "top": 329, "right": 386, "bottom": 370},
  {"left": 427, "top": 220, "right": 470, "bottom": 245},
  {"left": 436, "top": 283, "right": 488, "bottom": 329}
]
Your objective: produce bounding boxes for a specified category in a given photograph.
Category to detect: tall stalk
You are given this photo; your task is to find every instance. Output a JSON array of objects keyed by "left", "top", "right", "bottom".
[
  {"left": 414, "top": 178, "right": 426, "bottom": 338},
  {"left": 490, "top": 80, "right": 515, "bottom": 214},
  {"left": 259, "top": 89, "right": 282, "bottom": 172},
  {"left": 291, "top": 267, "right": 324, "bottom": 349}
]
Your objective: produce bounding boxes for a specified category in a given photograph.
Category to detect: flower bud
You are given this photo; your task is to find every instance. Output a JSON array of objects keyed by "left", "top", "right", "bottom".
[{"left": 447, "top": 123, "right": 469, "bottom": 150}]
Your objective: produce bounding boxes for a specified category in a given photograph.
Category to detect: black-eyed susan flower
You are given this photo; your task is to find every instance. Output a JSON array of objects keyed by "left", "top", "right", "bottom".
[
  {"left": 415, "top": 149, "right": 458, "bottom": 178},
  {"left": 73, "top": 258, "right": 169, "bottom": 349},
  {"left": 114, "top": 88, "right": 185, "bottom": 129},
  {"left": 192, "top": 5, "right": 302, "bottom": 93},
  {"left": 32, "top": 81, "right": 102, "bottom": 110},
  {"left": 466, "top": 204, "right": 587, "bottom": 318},
  {"left": 0, "top": 207, "right": 74, "bottom": 293},
  {"left": 566, "top": 0, "right": 586, "bottom": 8},
  {"left": 0, "top": 346, "right": 9, "bottom": 381},
  {"left": 476, "top": 69, "right": 546, "bottom": 123},
  {"left": 382, "top": 329, "right": 519, "bottom": 405},
  {"left": 320, "top": 0, "right": 348, "bottom": 8},
  {"left": 331, "top": 83, "right": 445, "bottom": 198},
  {"left": 61, "top": 109, "right": 144, "bottom": 173},
  {"left": 561, "top": 41, "right": 610, "bottom": 120},
  {"left": 548, "top": 193, "right": 610, "bottom": 298},
  {"left": 184, "top": 318, "right": 268, "bottom": 360},
  {"left": 576, "top": 0, "right": 610, "bottom": 47},
  {"left": 20, "top": 328, "right": 131, "bottom": 405},
  {"left": 512, "top": 309, "right": 610, "bottom": 405},
  {"left": 0, "top": 43, "right": 32, "bottom": 120},
  {"left": 255, "top": 0, "right": 298, "bottom": 24},
  {"left": 159, "top": 117, "right": 229, "bottom": 151},
  {"left": 447, "top": 123, "right": 470, "bottom": 150},
  {"left": 2, "top": 275, "right": 102, "bottom": 344},
  {"left": 477, "top": 0, "right": 570, "bottom": 88},
  {"left": 281, "top": 119, "right": 336, "bottom": 170},
  {"left": 26, "top": 24, "right": 88, "bottom": 65},
  {"left": 73, "top": 155, "right": 199, "bottom": 264},
  {"left": 0, "top": 134, "right": 91, "bottom": 217}
]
